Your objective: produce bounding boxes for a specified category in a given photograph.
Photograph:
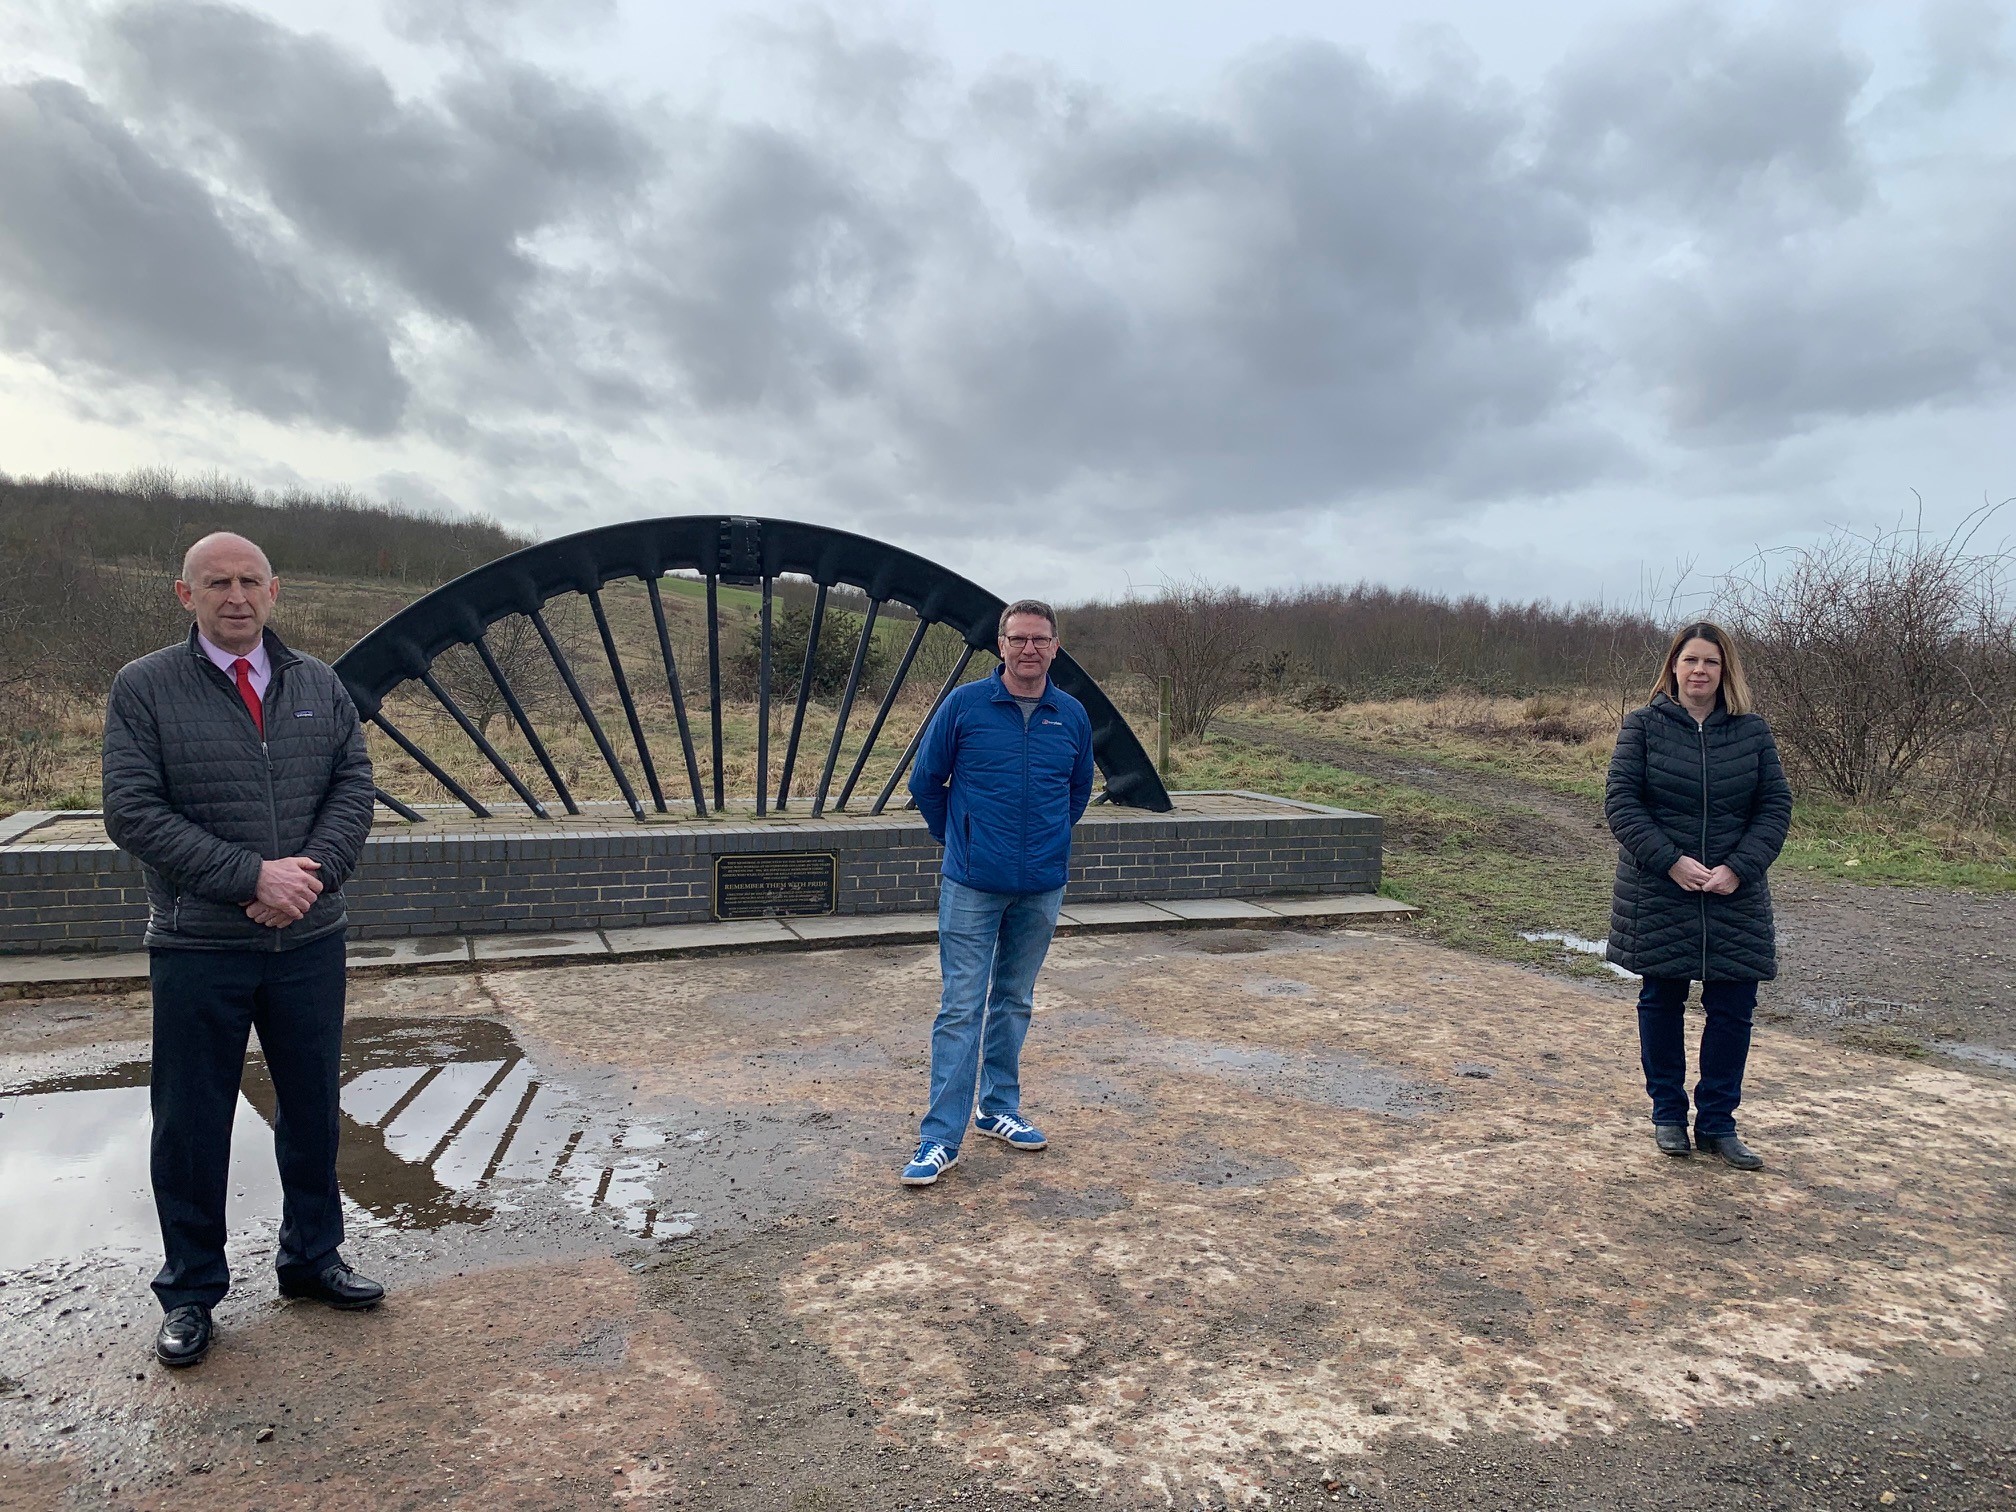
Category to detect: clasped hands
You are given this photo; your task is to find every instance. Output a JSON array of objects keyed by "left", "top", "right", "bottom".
[
  {"left": 246, "top": 856, "right": 323, "bottom": 928},
  {"left": 1668, "top": 855, "right": 1740, "bottom": 895}
]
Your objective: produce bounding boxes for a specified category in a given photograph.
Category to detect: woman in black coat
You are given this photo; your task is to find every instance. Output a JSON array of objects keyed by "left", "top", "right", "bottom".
[{"left": 1604, "top": 622, "right": 1792, "bottom": 1169}]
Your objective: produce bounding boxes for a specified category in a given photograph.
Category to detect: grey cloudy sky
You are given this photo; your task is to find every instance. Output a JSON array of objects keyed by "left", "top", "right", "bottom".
[{"left": 0, "top": 0, "right": 2009, "bottom": 607}]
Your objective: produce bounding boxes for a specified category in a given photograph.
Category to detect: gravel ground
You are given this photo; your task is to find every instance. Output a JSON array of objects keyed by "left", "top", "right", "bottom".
[
  {"left": 1215, "top": 720, "right": 2016, "bottom": 1059},
  {"left": 4, "top": 924, "right": 2013, "bottom": 1509}
]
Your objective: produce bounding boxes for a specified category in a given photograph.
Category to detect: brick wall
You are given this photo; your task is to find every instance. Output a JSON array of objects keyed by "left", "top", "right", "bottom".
[{"left": 0, "top": 795, "right": 1380, "bottom": 954}]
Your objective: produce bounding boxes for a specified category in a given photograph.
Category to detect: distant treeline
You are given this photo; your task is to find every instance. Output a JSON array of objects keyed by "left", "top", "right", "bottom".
[
  {"left": 1061, "top": 583, "right": 1669, "bottom": 706},
  {"left": 0, "top": 467, "right": 534, "bottom": 706},
  {"left": 0, "top": 467, "right": 531, "bottom": 583}
]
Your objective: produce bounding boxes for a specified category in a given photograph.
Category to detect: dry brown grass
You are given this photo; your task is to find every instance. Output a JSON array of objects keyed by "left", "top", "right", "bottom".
[{"left": 1231, "top": 691, "right": 1620, "bottom": 797}]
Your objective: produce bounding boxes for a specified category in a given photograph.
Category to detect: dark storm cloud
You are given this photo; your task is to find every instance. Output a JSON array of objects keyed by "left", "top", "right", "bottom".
[
  {"left": 1543, "top": 8, "right": 1872, "bottom": 217},
  {"left": 620, "top": 122, "right": 913, "bottom": 415},
  {"left": 3, "top": 1, "right": 2006, "bottom": 556},
  {"left": 1626, "top": 203, "right": 2016, "bottom": 438},
  {"left": 0, "top": 78, "right": 405, "bottom": 432},
  {"left": 106, "top": 0, "right": 652, "bottom": 336},
  {"left": 618, "top": 32, "right": 1604, "bottom": 525},
  {"left": 1557, "top": 9, "right": 2015, "bottom": 441}
]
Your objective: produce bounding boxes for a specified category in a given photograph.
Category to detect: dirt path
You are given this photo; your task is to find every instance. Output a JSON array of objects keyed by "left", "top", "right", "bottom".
[
  {"left": 5, "top": 933, "right": 2016, "bottom": 1509},
  {"left": 1217, "top": 720, "right": 2016, "bottom": 1058}
]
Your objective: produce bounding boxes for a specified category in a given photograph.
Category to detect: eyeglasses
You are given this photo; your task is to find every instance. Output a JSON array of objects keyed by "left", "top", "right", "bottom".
[{"left": 1002, "top": 635, "right": 1054, "bottom": 649}]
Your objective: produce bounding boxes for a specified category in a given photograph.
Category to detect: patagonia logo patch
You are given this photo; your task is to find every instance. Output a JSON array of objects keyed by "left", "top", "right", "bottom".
[{"left": 292, "top": 709, "right": 316, "bottom": 718}]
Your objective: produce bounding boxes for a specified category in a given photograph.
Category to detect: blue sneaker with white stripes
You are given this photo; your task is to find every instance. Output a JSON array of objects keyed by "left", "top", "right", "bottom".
[
  {"left": 900, "top": 1140, "right": 959, "bottom": 1186},
  {"left": 974, "top": 1111, "right": 1048, "bottom": 1150}
]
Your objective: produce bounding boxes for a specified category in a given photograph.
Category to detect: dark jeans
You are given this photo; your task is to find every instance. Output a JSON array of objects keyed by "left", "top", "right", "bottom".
[
  {"left": 1635, "top": 975, "right": 1758, "bottom": 1138},
  {"left": 149, "top": 932, "right": 347, "bottom": 1311}
]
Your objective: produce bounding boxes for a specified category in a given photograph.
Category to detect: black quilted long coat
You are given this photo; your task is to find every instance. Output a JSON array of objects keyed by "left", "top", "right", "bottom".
[{"left": 1604, "top": 692, "right": 1793, "bottom": 982}]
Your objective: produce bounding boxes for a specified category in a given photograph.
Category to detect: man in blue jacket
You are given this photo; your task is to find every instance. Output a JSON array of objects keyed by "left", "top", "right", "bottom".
[{"left": 902, "top": 600, "right": 1095, "bottom": 1186}]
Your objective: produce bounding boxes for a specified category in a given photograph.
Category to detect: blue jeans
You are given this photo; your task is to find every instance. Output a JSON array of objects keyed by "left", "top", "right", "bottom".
[
  {"left": 918, "top": 878, "right": 1065, "bottom": 1151},
  {"left": 1636, "top": 976, "right": 1759, "bottom": 1138}
]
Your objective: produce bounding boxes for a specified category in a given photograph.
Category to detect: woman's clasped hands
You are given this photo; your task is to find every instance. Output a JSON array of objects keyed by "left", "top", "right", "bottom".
[{"left": 1668, "top": 856, "right": 1741, "bottom": 894}]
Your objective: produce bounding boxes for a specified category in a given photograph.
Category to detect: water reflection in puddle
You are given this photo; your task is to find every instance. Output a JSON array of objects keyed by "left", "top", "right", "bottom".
[{"left": 0, "top": 1017, "right": 681, "bottom": 1271}]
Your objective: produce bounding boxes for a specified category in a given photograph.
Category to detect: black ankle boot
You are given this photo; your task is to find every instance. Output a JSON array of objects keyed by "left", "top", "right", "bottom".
[
  {"left": 1696, "top": 1132, "right": 1763, "bottom": 1170},
  {"left": 1653, "top": 1123, "right": 1691, "bottom": 1156}
]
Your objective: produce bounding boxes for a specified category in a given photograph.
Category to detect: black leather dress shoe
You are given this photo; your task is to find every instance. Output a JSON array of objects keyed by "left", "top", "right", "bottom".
[
  {"left": 279, "top": 1262, "right": 385, "bottom": 1310},
  {"left": 1696, "top": 1132, "right": 1764, "bottom": 1170},
  {"left": 155, "top": 1304, "right": 212, "bottom": 1367},
  {"left": 1653, "top": 1123, "right": 1692, "bottom": 1156}
]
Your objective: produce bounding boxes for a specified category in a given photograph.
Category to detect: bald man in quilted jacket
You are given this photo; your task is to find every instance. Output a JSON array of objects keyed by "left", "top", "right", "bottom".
[{"left": 102, "top": 533, "right": 381, "bottom": 1369}]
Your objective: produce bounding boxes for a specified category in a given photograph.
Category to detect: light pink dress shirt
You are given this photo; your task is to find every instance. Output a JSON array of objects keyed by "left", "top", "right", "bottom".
[{"left": 196, "top": 632, "right": 272, "bottom": 702}]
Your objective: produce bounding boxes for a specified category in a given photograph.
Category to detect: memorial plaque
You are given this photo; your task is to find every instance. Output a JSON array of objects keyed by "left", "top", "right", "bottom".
[{"left": 712, "top": 851, "right": 838, "bottom": 920}]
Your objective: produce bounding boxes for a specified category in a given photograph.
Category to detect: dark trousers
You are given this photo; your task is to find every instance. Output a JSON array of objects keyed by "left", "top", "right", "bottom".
[
  {"left": 149, "top": 932, "right": 347, "bottom": 1311},
  {"left": 1635, "top": 975, "right": 1758, "bottom": 1139}
]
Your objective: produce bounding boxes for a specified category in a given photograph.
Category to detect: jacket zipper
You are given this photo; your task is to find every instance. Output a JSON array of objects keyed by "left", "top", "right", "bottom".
[
  {"left": 262, "top": 661, "right": 285, "bottom": 950},
  {"left": 1697, "top": 715, "right": 1709, "bottom": 981},
  {"left": 1018, "top": 696, "right": 1031, "bottom": 893}
]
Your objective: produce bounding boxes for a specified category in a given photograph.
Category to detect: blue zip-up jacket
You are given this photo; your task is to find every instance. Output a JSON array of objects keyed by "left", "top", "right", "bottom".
[{"left": 908, "top": 668, "right": 1095, "bottom": 896}]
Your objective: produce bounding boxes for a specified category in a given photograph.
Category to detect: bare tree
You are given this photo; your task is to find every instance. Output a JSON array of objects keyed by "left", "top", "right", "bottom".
[
  {"left": 428, "top": 608, "right": 589, "bottom": 739},
  {"left": 1120, "top": 580, "right": 1259, "bottom": 740},
  {"left": 1717, "top": 502, "right": 2016, "bottom": 809}
]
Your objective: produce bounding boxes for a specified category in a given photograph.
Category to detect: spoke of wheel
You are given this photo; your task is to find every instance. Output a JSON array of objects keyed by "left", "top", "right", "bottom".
[
  {"left": 775, "top": 583, "right": 827, "bottom": 810},
  {"left": 588, "top": 585, "right": 666, "bottom": 813},
  {"left": 755, "top": 577, "right": 773, "bottom": 816},
  {"left": 871, "top": 644, "right": 976, "bottom": 815},
  {"left": 418, "top": 668, "right": 548, "bottom": 818},
  {"left": 835, "top": 617, "right": 927, "bottom": 811},
  {"left": 812, "top": 599, "right": 881, "bottom": 817},
  {"left": 532, "top": 605, "right": 644, "bottom": 822},
  {"left": 374, "top": 786, "right": 425, "bottom": 822},
  {"left": 707, "top": 574, "right": 724, "bottom": 812},
  {"left": 473, "top": 633, "right": 579, "bottom": 815},
  {"left": 370, "top": 710, "right": 492, "bottom": 818},
  {"left": 646, "top": 576, "right": 708, "bottom": 816}
]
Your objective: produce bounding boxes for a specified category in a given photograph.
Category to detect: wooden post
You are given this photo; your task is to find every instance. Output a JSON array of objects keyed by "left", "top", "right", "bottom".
[{"left": 1158, "top": 675, "right": 1172, "bottom": 777}]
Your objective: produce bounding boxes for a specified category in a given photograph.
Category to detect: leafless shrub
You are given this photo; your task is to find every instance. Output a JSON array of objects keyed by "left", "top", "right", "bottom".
[
  {"left": 428, "top": 606, "right": 594, "bottom": 739},
  {"left": 1065, "top": 580, "right": 1668, "bottom": 704},
  {"left": 1119, "top": 581, "right": 1259, "bottom": 741},
  {"left": 1717, "top": 502, "right": 2016, "bottom": 817}
]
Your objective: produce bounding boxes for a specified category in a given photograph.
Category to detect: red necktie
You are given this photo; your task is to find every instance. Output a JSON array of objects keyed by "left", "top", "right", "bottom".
[{"left": 232, "top": 657, "right": 264, "bottom": 737}]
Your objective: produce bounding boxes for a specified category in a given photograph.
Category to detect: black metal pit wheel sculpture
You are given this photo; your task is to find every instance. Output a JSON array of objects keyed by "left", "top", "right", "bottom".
[{"left": 333, "top": 516, "right": 1172, "bottom": 822}]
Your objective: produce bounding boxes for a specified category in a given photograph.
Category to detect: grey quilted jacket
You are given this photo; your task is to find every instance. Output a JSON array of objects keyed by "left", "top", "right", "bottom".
[
  {"left": 102, "top": 626, "right": 375, "bottom": 951},
  {"left": 1604, "top": 692, "right": 1792, "bottom": 982}
]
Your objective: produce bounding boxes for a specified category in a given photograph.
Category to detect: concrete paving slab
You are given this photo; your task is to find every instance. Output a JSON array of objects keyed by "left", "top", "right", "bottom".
[
  {"left": 1054, "top": 900, "right": 1181, "bottom": 926},
  {"left": 346, "top": 935, "right": 472, "bottom": 966},
  {"left": 467, "top": 930, "right": 609, "bottom": 961},
  {"left": 0, "top": 950, "right": 148, "bottom": 985},
  {"left": 1253, "top": 893, "right": 1420, "bottom": 919},
  {"left": 1154, "top": 897, "right": 1278, "bottom": 920},
  {"left": 785, "top": 913, "right": 938, "bottom": 941},
  {"left": 603, "top": 918, "right": 795, "bottom": 953}
]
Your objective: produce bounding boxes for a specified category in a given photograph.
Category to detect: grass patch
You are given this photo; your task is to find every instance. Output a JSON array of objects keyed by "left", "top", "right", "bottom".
[
  {"left": 1778, "top": 797, "right": 2016, "bottom": 892},
  {"left": 1218, "top": 702, "right": 2016, "bottom": 896},
  {"left": 1167, "top": 737, "right": 1622, "bottom": 979},
  {"left": 1835, "top": 1024, "right": 1929, "bottom": 1060},
  {"left": 1232, "top": 696, "right": 1615, "bottom": 801}
]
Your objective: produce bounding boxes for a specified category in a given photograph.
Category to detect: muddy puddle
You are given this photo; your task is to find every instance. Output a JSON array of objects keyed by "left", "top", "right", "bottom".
[{"left": 0, "top": 1016, "right": 689, "bottom": 1273}]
